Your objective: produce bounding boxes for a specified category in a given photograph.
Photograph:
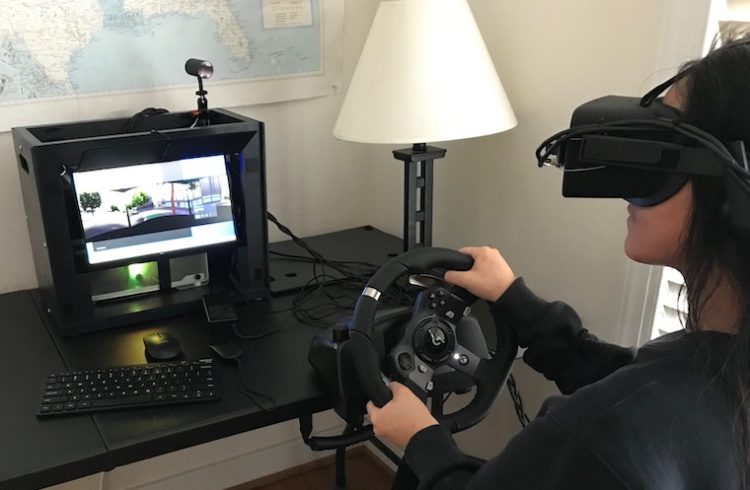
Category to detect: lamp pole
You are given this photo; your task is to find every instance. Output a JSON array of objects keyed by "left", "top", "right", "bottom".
[{"left": 393, "top": 143, "right": 447, "bottom": 251}]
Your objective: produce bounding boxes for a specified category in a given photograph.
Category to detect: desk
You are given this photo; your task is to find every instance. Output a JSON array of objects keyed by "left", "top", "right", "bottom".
[{"left": 0, "top": 227, "right": 401, "bottom": 489}]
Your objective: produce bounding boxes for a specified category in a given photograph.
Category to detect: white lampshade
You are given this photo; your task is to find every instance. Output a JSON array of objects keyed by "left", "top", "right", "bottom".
[{"left": 334, "top": 0, "right": 517, "bottom": 145}]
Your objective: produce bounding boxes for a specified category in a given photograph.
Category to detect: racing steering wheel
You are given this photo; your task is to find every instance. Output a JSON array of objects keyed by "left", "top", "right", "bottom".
[{"left": 348, "top": 247, "right": 517, "bottom": 433}]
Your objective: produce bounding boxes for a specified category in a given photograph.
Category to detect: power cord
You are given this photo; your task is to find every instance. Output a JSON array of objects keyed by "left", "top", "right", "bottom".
[
  {"left": 119, "top": 107, "right": 169, "bottom": 133},
  {"left": 506, "top": 373, "right": 531, "bottom": 428},
  {"left": 265, "top": 213, "right": 413, "bottom": 329},
  {"left": 267, "top": 212, "right": 359, "bottom": 277},
  {"left": 233, "top": 357, "right": 276, "bottom": 411},
  {"left": 209, "top": 342, "right": 276, "bottom": 412}
]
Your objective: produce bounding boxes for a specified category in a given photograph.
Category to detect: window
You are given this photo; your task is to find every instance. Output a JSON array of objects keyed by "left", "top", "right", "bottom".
[
  {"left": 648, "top": 2, "right": 745, "bottom": 341},
  {"left": 648, "top": 267, "right": 686, "bottom": 339}
]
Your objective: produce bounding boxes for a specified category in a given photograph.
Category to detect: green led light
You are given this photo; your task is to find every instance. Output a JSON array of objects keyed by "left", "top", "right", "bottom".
[
  {"left": 128, "top": 262, "right": 147, "bottom": 281},
  {"left": 126, "top": 262, "right": 157, "bottom": 288}
]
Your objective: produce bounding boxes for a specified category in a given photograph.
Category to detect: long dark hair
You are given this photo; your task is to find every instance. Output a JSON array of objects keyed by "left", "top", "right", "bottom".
[{"left": 678, "top": 34, "right": 750, "bottom": 485}]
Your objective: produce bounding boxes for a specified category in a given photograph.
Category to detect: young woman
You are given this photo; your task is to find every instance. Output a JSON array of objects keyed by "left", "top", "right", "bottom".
[{"left": 366, "top": 38, "right": 750, "bottom": 489}]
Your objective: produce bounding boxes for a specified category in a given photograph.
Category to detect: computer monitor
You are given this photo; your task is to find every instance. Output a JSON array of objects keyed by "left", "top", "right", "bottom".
[{"left": 72, "top": 155, "right": 238, "bottom": 266}]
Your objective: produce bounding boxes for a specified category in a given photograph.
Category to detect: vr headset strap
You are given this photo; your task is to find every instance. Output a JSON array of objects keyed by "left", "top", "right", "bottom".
[
  {"left": 677, "top": 147, "right": 725, "bottom": 177},
  {"left": 580, "top": 135, "right": 725, "bottom": 177}
]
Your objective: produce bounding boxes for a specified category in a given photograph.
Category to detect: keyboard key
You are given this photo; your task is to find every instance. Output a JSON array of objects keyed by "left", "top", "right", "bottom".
[{"left": 42, "top": 396, "right": 67, "bottom": 404}]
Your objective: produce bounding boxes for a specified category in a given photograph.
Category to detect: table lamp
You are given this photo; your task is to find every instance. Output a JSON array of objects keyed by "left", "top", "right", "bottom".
[{"left": 334, "top": 0, "right": 517, "bottom": 251}]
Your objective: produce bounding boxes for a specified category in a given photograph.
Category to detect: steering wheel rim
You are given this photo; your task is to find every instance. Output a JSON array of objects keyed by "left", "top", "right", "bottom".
[{"left": 348, "top": 247, "right": 517, "bottom": 433}]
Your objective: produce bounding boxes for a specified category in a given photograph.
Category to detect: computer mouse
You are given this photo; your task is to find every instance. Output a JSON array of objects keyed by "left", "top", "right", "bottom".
[{"left": 143, "top": 332, "right": 181, "bottom": 360}]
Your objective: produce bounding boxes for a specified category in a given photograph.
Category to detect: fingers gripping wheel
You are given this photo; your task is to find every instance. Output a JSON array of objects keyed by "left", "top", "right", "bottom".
[{"left": 349, "top": 248, "right": 518, "bottom": 434}]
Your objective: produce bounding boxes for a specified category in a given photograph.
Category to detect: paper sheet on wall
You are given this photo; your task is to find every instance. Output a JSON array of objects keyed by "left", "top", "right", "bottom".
[
  {"left": 263, "top": 0, "right": 314, "bottom": 28},
  {"left": 0, "top": 0, "right": 343, "bottom": 132}
]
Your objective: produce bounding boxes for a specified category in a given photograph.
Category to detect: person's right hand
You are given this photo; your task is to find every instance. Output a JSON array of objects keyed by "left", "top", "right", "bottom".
[{"left": 444, "top": 246, "right": 516, "bottom": 302}]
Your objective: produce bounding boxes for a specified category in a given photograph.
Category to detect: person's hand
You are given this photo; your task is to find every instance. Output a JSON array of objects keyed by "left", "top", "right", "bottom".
[
  {"left": 366, "top": 382, "right": 439, "bottom": 448},
  {"left": 444, "top": 246, "right": 516, "bottom": 302}
]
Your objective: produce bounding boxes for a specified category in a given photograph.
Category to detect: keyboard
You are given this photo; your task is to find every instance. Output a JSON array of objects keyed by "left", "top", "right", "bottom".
[{"left": 37, "top": 358, "right": 220, "bottom": 417}]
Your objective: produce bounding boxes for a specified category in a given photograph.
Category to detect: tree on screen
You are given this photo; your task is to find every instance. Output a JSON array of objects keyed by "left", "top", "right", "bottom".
[
  {"left": 79, "top": 192, "right": 102, "bottom": 213},
  {"left": 126, "top": 191, "right": 151, "bottom": 210}
]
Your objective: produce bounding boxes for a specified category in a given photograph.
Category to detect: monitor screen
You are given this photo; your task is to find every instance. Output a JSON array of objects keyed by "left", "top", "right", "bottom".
[{"left": 73, "top": 155, "right": 238, "bottom": 265}]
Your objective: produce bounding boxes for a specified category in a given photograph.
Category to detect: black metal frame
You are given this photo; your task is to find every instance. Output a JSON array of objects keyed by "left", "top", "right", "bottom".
[
  {"left": 13, "top": 108, "right": 270, "bottom": 336},
  {"left": 393, "top": 144, "right": 447, "bottom": 251}
]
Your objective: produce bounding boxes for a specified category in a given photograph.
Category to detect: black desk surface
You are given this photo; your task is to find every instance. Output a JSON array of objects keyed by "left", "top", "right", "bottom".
[
  {"left": 0, "top": 226, "right": 401, "bottom": 490},
  {"left": 0, "top": 291, "right": 109, "bottom": 488}
]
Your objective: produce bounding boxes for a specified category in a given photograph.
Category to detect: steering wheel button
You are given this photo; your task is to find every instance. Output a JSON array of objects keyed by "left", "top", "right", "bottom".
[
  {"left": 398, "top": 353, "right": 414, "bottom": 371},
  {"left": 430, "top": 302, "right": 437, "bottom": 309},
  {"left": 445, "top": 310, "right": 455, "bottom": 319},
  {"left": 463, "top": 306, "right": 471, "bottom": 316},
  {"left": 439, "top": 300, "right": 446, "bottom": 306},
  {"left": 438, "top": 290, "right": 445, "bottom": 297},
  {"left": 459, "top": 355, "right": 469, "bottom": 366},
  {"left": 418, "top": 364, "right": 427, "bottom": 373},
  {"left": 429, "top": 292, "right": 436, "bottom": 299},
  {"left": 426, "top": 381, "right": 433, "bottom": 392}
]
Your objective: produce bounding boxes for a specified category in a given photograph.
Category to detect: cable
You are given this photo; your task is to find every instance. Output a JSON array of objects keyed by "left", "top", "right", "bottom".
[
  {"left": 270, "top": 249, "right": 382, "bottom": 271},
  {"left": 233, "top": 358, "right": 276, "bottom": 412},
  {"left": 265, "top": 212, "right": 413, "bottom": 329},
  {"left": 267, "top": 212, "right": 354, "bottom": 277},
  {"left": 506, "top": 373, "right": 531, "bottom": 428},
  {"left": 119, "top": 107, "right": 169, "bottom": 133},
  {"left": 536, "top": 118, "right": 750, "bottom": 182}
]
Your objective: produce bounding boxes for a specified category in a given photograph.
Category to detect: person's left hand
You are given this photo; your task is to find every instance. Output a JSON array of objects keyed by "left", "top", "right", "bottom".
[{"left": 366, "top": 382, "right": 439, "bottom": 448}]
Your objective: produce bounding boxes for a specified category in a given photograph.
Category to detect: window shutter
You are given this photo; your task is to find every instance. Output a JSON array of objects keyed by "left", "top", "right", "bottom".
[{"left": 649, "top": 267, "right": 686, "bottom": 339}]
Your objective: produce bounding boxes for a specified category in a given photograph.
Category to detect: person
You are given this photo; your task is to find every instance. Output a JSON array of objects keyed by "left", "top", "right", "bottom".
[{"left": 365, "top": 36, "right": 750, "bottom": 489}]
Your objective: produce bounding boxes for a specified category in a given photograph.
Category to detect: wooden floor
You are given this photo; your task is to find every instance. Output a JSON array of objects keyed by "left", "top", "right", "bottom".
[{"left": 227, "top": 447, "right": 395, "bottom": 490}]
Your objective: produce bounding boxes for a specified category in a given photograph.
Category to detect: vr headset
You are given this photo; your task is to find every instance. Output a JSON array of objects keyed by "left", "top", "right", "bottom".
[{"left": 536, "top": 74, "right": 750, "bottom": 231}]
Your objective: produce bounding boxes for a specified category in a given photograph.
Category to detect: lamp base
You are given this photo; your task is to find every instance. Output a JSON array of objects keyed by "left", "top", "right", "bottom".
[{"left": 393, "top": 144, "right": 447, "bottom": 252}]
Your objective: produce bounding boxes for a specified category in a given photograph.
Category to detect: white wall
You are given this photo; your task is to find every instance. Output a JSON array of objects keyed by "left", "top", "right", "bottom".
[{"left": 729, "top": 0, "right": 750, "bottom": 15}]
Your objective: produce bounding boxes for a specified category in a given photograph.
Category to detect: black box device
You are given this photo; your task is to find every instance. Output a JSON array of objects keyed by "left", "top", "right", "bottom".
[{"left": 14, "top": 109, "right": 269, "bottom": 335}]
